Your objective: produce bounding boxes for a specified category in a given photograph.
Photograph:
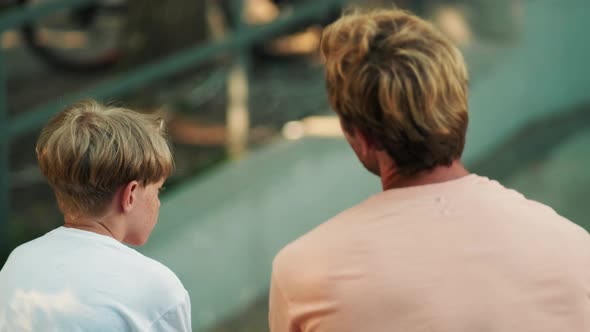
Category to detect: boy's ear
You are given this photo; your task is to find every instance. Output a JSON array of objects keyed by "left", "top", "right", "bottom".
[{"left": 120, "top": 180, "right": 139, "bottom": 213}]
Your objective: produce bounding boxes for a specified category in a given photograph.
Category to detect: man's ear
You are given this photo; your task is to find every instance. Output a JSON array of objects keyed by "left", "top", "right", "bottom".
[
  {"left": 358, "top": 127, "right": 385, "bottom": 151},
  {"left": 121, "top": 180, "right": 139, "bottom": 213},
  {"left": 353, "top": 127, "right": 377, "bottom": 155}
]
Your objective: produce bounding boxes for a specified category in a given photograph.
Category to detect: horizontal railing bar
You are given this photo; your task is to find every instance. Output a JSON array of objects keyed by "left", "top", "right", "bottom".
[{"left": 8, "top": 0, "right": 343, "bottom": 138}]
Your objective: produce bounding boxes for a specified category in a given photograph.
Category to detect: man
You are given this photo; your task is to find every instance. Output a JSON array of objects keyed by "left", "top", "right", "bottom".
[
  {"left": 269, "top": 8, "right": 590, "bottom": 332},
  {"left": 0, "top": 100, "right": 191, "bottom": 331}
]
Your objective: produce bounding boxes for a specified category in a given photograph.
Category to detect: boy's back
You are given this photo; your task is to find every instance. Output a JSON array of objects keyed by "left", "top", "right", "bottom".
[{"left": 0, "top": 227, "right": 191, "bottom": 331}]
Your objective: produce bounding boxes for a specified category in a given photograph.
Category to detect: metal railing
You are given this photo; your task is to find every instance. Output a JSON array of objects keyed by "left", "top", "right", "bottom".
[{"left": 0, "top": 0, "right": 345, "bottom": 249}]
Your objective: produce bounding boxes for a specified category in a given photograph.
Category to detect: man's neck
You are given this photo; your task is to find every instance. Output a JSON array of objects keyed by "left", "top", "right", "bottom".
[{"left": 381, "top": 160, "right": 470, "bottom": 191}]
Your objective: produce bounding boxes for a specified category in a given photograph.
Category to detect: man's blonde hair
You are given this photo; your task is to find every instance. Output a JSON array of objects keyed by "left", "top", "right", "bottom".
[
  {"left": 36, "top": 99, "right": 173, "bottom": 217},
  {"left": 321, "top": 8, "right": 469, "bottom": 175}
]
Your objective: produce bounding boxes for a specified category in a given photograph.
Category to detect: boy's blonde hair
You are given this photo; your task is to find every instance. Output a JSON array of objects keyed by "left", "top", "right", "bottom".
[
  {"left": 321, "top": 8, "right": 469, "bottom": 175},
  {"left": 36, "top": 99, "right": 173, "bottom": 217}
]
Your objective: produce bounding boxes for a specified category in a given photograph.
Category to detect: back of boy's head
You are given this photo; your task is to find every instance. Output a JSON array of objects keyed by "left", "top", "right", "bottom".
[{"left": 36, "top": 99, "right": 173, "bottom": 217}]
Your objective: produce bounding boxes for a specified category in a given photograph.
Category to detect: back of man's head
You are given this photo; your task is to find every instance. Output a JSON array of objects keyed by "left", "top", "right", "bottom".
[{"left": 321, "top": 8, "right": 469, "bottom": 176}]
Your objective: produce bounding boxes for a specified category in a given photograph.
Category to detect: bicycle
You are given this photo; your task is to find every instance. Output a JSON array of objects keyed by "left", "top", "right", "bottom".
[{"left": 2, "top": 0, "right": 127, "bottom": 72}]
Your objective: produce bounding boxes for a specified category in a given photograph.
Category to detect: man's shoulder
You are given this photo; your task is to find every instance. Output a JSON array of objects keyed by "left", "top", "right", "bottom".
[
  {"left": 475, "top": 178, "right": 590, "bottom": 254},
  {"left": 527, "top": 199, "right": 590, "bottom": 247},
  {"left": 272, "top": 235, "right": 332, "bottom": 300},
  {"left": 499, "top": 184, "right": 590, "bottom": 238},
  {"left": 279, "top": 205, "right": 357, "bottom": 251},
  {"left": 273, "top": 202, "right": 366, "bottom": 276}
]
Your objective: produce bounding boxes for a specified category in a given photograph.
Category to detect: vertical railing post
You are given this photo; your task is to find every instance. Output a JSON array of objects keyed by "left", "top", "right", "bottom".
[
  {"left": 0, "top": 49, "right": 9, "bottom": 252},
  {"left": 226, "top": 0, "right": 251, "bottom": 160}
]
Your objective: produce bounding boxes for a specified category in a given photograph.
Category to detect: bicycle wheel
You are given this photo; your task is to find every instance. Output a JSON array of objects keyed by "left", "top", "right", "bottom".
[{"left": 19, "top": 0, "right": 127, "bottom": 72}]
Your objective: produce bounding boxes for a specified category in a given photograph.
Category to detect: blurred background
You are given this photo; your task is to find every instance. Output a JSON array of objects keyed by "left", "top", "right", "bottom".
[{"left": 0, "top": 0, "right": 589, "bottom": 330}]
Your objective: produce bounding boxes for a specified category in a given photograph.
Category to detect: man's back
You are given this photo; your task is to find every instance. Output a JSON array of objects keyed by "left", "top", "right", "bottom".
[
  {"left": 269, "top": 175, "right": 590, "bottom": 332},
  {"left": 0, "top": 227, "right": 191, "bottom": 331}
]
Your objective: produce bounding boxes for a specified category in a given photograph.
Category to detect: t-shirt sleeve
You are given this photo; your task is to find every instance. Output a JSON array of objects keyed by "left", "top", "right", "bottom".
[
  {"left": 148, "top": 291, "right": 192, "bottom": 332},
  {"left": 269, "top": 272, "right": 294, "bottom": 332}
]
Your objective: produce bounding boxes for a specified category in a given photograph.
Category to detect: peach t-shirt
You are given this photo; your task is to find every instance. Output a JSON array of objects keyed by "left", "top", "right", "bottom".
[{"left": 269, "top": 174, "right": 590, "bottom": 332}]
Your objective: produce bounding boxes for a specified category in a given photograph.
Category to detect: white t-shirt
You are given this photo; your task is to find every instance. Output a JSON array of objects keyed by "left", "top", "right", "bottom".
[{"left": 0, "top": 227, "right": 191, "bottom": 332}]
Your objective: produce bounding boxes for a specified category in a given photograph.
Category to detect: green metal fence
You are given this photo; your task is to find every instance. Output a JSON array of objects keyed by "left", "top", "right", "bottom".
[{"left": 0, "top": 0, "right": 345, "bottom": 249}]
